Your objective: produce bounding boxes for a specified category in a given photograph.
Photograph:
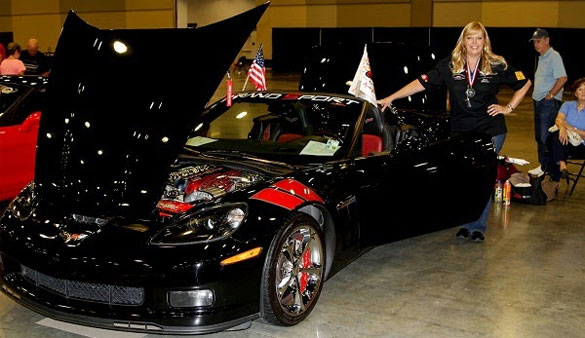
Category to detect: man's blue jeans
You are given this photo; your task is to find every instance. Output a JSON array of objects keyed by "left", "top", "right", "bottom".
[
  {"left": 461, "top": 133, "right": 506, "bottom": 234},
  {"left": 534, "top": 98, "right": 562, "bottom": 167}
]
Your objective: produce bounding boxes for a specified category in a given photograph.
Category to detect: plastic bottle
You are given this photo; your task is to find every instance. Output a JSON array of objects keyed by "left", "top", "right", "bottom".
[
  {"left": 494, "top": 180, "right": 503, "bottom": 202},
  {"left": 504, "top": 180, "right": 512, "bottom": 206}
]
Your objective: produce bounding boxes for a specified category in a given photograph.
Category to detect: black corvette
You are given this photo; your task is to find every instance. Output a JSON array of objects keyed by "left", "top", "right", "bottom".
[{"left": 0, "top": 3, "right": 497, "bottom": 335}]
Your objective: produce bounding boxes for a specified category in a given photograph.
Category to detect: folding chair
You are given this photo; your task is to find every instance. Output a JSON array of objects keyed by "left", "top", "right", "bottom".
[{"left": 565, "top": 148, "right": 585, "bottom": 196}]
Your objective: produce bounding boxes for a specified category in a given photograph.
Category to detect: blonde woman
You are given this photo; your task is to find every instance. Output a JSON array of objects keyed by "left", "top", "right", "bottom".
[{"left": 377, "top": 21, "right": 532, "bottom": 242}]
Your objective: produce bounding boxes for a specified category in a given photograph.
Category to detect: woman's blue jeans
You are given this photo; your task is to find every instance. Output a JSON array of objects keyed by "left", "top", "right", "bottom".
[{"left": 461, "top": 133, "right": 506, "bottom": 234}]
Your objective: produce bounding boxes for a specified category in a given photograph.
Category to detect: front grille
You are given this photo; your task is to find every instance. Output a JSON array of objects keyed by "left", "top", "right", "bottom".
[{"left": 21, "top": 265, "right": 143, "bottom": 306}]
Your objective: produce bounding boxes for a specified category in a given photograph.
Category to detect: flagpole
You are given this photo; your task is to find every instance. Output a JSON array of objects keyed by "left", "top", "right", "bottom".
[{"left": 242, "top": 74, "right": 249, "bottom": 91}]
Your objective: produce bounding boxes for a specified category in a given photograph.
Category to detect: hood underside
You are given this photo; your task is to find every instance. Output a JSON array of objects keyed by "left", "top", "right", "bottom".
[{"left": 34, "top": 4, "right": 268, "bottom": 219}]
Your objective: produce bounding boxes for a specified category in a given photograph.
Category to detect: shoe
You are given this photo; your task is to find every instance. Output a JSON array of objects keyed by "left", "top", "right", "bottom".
[
  {"left": 528, "top": 165, "right": 544, "bottom": 176},
  {"left": 456, "top": 228, "right": 470, "bottom": 239},
  {"left": 561, "top": 169, "right": 569, "bottom": 180},
  {"left": 471, "top": 231, "right": 485, "bottom": 243}
]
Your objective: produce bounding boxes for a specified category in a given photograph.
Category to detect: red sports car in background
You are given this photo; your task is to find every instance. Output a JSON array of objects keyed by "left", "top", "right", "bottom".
[{"left": 0, "top": 76, "right": 47, "bottom": 201}]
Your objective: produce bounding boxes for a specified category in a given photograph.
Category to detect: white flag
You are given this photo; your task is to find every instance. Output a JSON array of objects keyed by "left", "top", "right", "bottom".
[{"left": 348, "top": 45, "right": 377, "bottom": 105}]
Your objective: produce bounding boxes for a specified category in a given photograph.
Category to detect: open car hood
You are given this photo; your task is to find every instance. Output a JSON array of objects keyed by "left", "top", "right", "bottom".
[{"left": 34, "top": 4, "right": 269, "bottom": 219}]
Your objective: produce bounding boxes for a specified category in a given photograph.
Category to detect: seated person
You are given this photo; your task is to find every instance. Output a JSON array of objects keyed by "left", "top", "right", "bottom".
[
  {"left": 20, "top": 38, "right": 50, "bottom": 76},
  {"left": 546, "top": 77, "right": 585, "bottom": 181},
  {"left": 0, "top": 43, "right": 26, "bottom": 76}
]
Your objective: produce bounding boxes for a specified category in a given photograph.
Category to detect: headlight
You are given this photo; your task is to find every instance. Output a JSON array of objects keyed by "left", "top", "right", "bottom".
[
  {"left": 150, "top": 203, "right": 247, "bottom": 245},
  {"left": 6, "top": 183, "right": 37, "bottom": 221}
]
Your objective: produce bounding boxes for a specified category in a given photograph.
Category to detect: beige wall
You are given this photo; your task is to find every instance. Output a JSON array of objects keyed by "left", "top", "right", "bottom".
[
  {"left": 433, "top": 2, "right": 483, "bottom": 27},
  {"left": 187, "top": 0, "right": 255, "bottom": 27},
  {"left": 0, "top": 0, "right": 175, "bottom": 53},
  {"left": 558, "top": 1, "right": 585, "bottom": 27},
  {"left": 337, "top": 3, "right": 411, "bottom": 27},
  {"left": 258, "top": 0, "right": 585, "bottom": 59},
  {"left": 1, "top": 0, "right": 585, "bottom": 59},
  {"left": 256, "top": 0, "right": 412, "bottom": 59},
  {"left": 433, "top": 0, "right": 585, "bottom": 28},
  {"left": 186, "top": 0, "right": 259, "bottom": 60}
]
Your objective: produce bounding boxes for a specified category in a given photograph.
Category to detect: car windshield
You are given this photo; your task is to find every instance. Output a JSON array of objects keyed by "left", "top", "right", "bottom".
[{"left": 186, "top": 94, "right": 363, "bottom": 163}]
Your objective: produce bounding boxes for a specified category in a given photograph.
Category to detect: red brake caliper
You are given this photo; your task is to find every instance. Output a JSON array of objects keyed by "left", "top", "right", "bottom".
[{"left": 299, "top": 247, "right": 311, "bottom": 294}]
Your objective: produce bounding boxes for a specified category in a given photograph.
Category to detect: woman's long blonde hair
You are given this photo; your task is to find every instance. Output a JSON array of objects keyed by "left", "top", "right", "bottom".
[{"left": 451, "top": 21, "right": 507, "bottom": 75}]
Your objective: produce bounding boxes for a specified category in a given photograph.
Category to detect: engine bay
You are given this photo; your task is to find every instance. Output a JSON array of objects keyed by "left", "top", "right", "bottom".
[{"left": 157, "top": 163, "right": 265, "bottom": 216}]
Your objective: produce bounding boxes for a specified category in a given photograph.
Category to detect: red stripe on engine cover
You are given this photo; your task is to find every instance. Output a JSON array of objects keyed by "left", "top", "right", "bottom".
[
  {"left": 250, "top": 188, "right": 305, "bottom": 210},
  {"left": 273, "top": 179, "right": 324, "bottom": 203}
]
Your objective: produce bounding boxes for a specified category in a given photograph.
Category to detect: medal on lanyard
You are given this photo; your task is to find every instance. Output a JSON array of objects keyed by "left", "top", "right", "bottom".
[{"left": 465, "top": 59, "right": 480, "bottom": 108}]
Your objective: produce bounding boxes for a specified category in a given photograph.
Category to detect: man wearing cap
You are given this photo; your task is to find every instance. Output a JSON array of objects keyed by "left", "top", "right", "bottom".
[{"left": 528, "top": 28, "right": 567, "bottom": 177}]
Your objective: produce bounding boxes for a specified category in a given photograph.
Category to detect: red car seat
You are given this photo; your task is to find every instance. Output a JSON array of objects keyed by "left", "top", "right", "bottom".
[{"left": 361, "top": 106, "right": 394, "bottom": 156}]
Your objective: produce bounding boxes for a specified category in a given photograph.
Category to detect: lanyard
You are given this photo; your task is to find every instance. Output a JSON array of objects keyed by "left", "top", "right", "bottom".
[
  {"left": 466, "top": 58, "right": 480, "bottom": 89},
  {"left": 464, "top": 58, "right": 480, "bottom": 108}
]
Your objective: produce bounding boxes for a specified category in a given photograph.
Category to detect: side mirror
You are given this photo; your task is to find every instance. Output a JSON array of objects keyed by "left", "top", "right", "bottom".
[{"left": 18, "top": 112, "right": 41, "bottom": 133}]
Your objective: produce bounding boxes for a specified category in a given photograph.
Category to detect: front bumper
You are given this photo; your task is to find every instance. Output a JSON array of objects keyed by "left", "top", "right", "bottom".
[
  {"left": 0, "top": 251, "right": 264, "bottom": 335},
  {"left": 1, "top": 278, "right": 257, "bottom": 334}
]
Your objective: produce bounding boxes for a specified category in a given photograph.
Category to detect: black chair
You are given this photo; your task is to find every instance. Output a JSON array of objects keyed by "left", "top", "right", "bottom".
[
  {"left": 545, "top": 130, "right": 585, "bottom": 196},
  {"left": 567, "top": 157, "right": 585, "bottom": 196},
  {"left": 565, "top": 152, "right": 585, "bottom": 195}
]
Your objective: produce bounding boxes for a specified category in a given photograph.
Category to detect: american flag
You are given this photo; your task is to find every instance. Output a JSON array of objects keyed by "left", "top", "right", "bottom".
[{"left": 248, "top": 44, "right": 266, "bottom": 91}]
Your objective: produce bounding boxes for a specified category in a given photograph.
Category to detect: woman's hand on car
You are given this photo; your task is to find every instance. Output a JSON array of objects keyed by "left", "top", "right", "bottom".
[{"left": 377, "top": 96, "right": 393, "bottom": 112}]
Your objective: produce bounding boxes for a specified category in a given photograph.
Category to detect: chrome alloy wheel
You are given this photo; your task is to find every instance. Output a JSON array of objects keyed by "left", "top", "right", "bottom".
[{"left": 274, "top": 225, "right": 323, "bottom": 316}]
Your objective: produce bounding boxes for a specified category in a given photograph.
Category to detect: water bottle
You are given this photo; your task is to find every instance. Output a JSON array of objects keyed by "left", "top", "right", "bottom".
[{"left": 494, "top": 180, "right": 503, "bottom": 202}]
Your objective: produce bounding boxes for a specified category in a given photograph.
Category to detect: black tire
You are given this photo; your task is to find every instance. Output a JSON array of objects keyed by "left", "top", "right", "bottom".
[{"left": 260, "top": 212, "right": 325, "bottom": 326}]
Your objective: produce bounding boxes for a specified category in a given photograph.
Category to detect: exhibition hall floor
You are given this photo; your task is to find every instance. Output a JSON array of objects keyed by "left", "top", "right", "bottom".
[{"left": 0, "top": 71, "right": 583, "bottom": 337}]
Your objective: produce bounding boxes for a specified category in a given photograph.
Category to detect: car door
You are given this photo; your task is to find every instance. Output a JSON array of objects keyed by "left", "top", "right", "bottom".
[
  {"left": 354, "top": 150, "right": 440, "bottom": 245},
  {"left": 353, "top": 153, "right": 396, "bottom": 245},
  {"left": 355, "top": 133, "right": 448, "bottom": 246},
  {"left": 348, "top": 104, "right": 411, "bottom": 245},
  {"left": 0, "top": 85, "right": 43, "bottom": 201}
]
